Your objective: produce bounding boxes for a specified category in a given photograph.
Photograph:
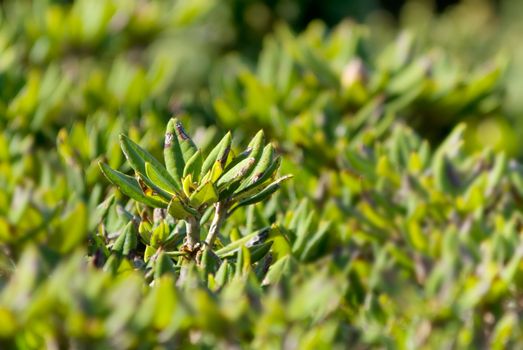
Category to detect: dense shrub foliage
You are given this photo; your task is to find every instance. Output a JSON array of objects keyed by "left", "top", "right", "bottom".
[{"left": 2, "top": 0, "right": 523, "bottom": 349}]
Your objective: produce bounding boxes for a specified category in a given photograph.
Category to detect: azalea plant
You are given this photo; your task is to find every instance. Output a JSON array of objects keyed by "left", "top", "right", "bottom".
[
  {"left": 99, "top": 118, "right": 291, "bottom": 264},
  {"left": 3, "top": 0, "right": 523, "bottom": 349}
]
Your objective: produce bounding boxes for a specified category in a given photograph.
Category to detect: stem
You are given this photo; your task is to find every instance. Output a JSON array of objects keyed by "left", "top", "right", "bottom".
[
  {"left": 205, "top": 201, "right": 227, "bottom": 248},
  {"left": 185, "top": 216, "right": 200, "bottom": 249}
]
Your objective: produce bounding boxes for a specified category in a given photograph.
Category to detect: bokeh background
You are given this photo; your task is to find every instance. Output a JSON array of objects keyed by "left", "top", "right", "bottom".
[{"left": 2, "top": 0, "right": 520, "bottom": 154}]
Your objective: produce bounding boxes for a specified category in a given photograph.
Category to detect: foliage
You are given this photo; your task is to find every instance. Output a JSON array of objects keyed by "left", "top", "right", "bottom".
[
  {"left": 369, "top": 0, "right": 523, "bottom": 155},
  {"left": 1, "top": 0, "right": 523, "bottom": 349},
  {"left": 98, "top": 118, "right": 290, "bottom": 277},
  {"left": 210, "top": 20, "right": 506, "bottom": 160}
]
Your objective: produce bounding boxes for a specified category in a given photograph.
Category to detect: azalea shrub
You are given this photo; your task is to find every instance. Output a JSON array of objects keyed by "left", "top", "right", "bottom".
[{"left": 1, "top": 0, "right": 523, "bottom": 349}]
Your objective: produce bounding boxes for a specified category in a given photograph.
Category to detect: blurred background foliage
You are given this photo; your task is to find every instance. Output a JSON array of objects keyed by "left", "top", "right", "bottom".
[{"left": 2, "top": 0, "right": 523, "bottom": 348}]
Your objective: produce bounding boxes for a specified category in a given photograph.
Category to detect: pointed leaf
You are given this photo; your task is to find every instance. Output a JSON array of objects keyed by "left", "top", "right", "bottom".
[
  {"left": 245, "top": 130, "right": 265, "bottom": 167},
  {"left": 230, "top": 175, "right": 293, "bottom": 212},
  {"left": 183, "top": 149, "right": 203, "bottom": 181},
  {"left": 249, "top": 241, "right": 273, "bottom": 263},
  {"left": 99, "top": 162, "right": 167, "bottom": 208},
  {"left": 240, "top": 157, "right": 282, "bottom": 198},
  {"left": 174, "top": 119, "right": 198, "bottom": 162},
  {"left": 112, "top": 222, "right": 137, "bottom": 256},
  {"left": 154, "top": 252, "right": 176, "bottom": 279},
  {"left": 222, "top": 147, "right": 251, "bottom": 174},
  {"left": 138, "top": 220, "right": 152, "bottom": 244},
  {"left": 236, "top": 144, "right": 279, "bottom": 194},
  {"left": 214, "top": 260, "right": 231, "bottom": 288},
  {"left": 182, "top": 174, "right": 194, "bottom": 197},
  {"left": 215, "top": 227, "right": 270, "bottom": 257},
  {"left": 235, "top": 245, "right": 251, "bottom": 277},
  {"left": 263, "top": 255, "right": 295, "bottom": 285},
  {"left": 135, "top": 173, "right": 173, "bottom": 201},
  {"left": 216, "top": 157, "right": 256, "bottom": 188},
  {"left": 150, "top": 220, "right": 170, "bottom": 247},
  {"left": 144, "top": 245, "right": 156, "bottom": 262},
  {"left": 164, "top": 118, "right": 198, "bottom": 181},
  {"left": 164, "top": 119, "right": 186, "bottom": 182},
  {"left": 145, "top": 162, "right": 179, "bottom": 195},
  {"left": 201, "top": 161, "right": 224, "bottom": 184},
  {"left": 201, "top": 132, "right": 231, "bottom": 177},
  {"left": 164, "top": 119, "right": 197, "bottom": 177},
  {"left": 189, "top": 181, "right": 218, "bottom": 208},
  {"left": 120, "top": 134, "right": 180, "bottom": 191}
]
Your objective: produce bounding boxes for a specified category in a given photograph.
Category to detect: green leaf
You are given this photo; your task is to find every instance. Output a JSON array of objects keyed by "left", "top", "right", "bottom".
[
  {"left": 214, "top": 260, "right": 232, "bottom": 287},
  {"left": 220, "top": 133, "right": 259, "bottom": 175},
  {"left": 189, "top": 181, "right": 218, "bottom": 208},
  {"left": 99, "top": 162, "right": 168, "bottom": 208},
  {"left": 300, "top": 221, "right": 331, "bottom": 261},
  {"left": 219, "top": 241, "right": 273, "bottom": 264},
  {"left": 120, "top": 134, "right": 180, "bottom": 191},
  {"left": 432, "top": 153, "right": 459, "bottom": 194},
  {"left": 215, "top": 227, "right": 270, "bottom": 257},
  {"left": 182, "top": 174, "right": 195, "bottom": 197},
  {"left": 145, "top": 162, "right": 179, "bottom": 195},
  {"left": 487, "top": 152, "right": 507, "bottom": 195},
  {"left": 490, "top": 313, "right": 516, "bottom": 350},
  {"left": 183, "top": 149, "right": 203, "bottom": 181},
  {"left": 112, "top": 222, "right": 137, "bottom": 256},
  {"left": 138, "top": 220, "right": 152, "bottom": 244},
  {"left": 219, "top": 130, "right": 264, "bottom": 193},
  {"left": 167, "top": 196, "right": 193, "bottom": 220},
  {"left": 164, "top": 119, "right": 185, "bottom": 183},
  {"left": 236, "top": 144, "right": 274, "bottom": 193},
  {"left": 249, "top": 241, "right": 273, "bottom": 263},
  {"left": 201, "top": 131, "right": 231, "bottom": 177},
  {"left": 144, "top": 245, "right": 156, "bottom": 263},
  {"left": 268, "top": 224, "right": 291, "bottom": 261},
  {"left": 263, "top": 255, "right": 296, "bottom": 285},
  {"left": 216, "top": 157, "right": 256, "bottom": 189},
  {"left": 164, "top": 118, "right": 198, "bottom": 182},
  {"left": 236, "top": 155, "right": 283, "bottom": 199},
  {"left": 242, "top": 157, "right": 282, "bottom": 197},
  {"left": 235, "top": 245, "right": 251, "bottom": 277},
  {"left": 200, "top": 248, "right": 221, "bottom": 278},
  {"left": 150, "top": 220, "right": 170, "bottom": 248},
  {"left": 154, "top": 252, "right": 176, "bottom": 280},
  {"left": 200, "top": 161, "right": 224, "bottom": 184},
  {"left": 230, "top": 175, "right": 293, "bottom": 212},
  {"left": 59, "top": 202, "right": 87, "bottom": 253},
  {"left": 135, "top": 172, "right": 174, "bottom": 201},
  {"left": 245, "top": 130, "right": 265, "bottom": 165}
]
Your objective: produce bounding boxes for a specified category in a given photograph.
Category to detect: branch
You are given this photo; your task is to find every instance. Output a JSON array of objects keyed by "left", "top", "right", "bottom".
[
  {"left": 185, "top": 216, "right": 200, "bottom": 249},
  {"left": 204, "top": 201, "right": 228, "bottom": 248}
]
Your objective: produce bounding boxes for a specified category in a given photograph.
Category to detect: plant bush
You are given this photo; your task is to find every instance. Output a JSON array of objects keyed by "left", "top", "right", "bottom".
[
  {"left": 2, "top": 0, "right": 523, "bottom": 349},
  {"left": 98, "top": 118, "right": 291, "bottom": 279}
]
